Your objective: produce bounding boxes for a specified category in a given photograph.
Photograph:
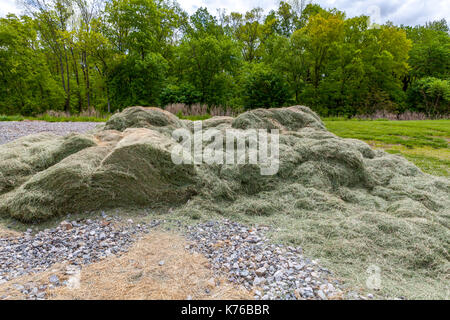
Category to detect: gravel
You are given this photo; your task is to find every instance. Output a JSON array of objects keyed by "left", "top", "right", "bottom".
[
  {"left": 0, "top": 217, "right": 160, "bottom": 299},
  {"left": 183, "top": 220, "right": 347, "bottom": 300},
  {"left": 0, "top": 121, "right": 99, "bottom": 145},
  {"left": 0, "top": 217, "right": 367, "bottom": 300}
]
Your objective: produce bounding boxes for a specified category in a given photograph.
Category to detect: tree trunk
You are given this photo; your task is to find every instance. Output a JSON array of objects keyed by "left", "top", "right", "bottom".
[
  {"left": 58, "top": 55, "right": 66, "bottom": 93},
  {"left": 71, "top": 48, "right": 82, "bottom": 112},
  {"left": 106, "top": 85, "right": 111, "bottom": 113},
  {"left": 64, "top": 47, "right": 70, "bottom": 112}
]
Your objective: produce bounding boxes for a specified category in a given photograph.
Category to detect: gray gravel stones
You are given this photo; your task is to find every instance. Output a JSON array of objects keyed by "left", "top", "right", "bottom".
[
  {"left": 1, "top": 218, "right": 353, "bottom": 300},
  {"left": 0, "top": 218, "right": 159, "bottom": 284},
  {"left": 0, "top": 121, "right": 99, "bottom": 145},
  {"left": 49, "top": 275, "right": 59, "bottom": 285},
  {"left": 184, "top": 220, "right": 344, "bottom": 300}
]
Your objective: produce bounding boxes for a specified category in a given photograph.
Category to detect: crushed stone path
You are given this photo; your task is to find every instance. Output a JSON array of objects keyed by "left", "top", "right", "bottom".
[
  {"left": 0, "top": 121, "right": 99, "bottom": 145},
  {"left": 0, "top": 217, "right": 366, "bottom": 300},
  {"left": 0, "top": 218, "right": 157, "bottom": 283},
  {"left": 184, "top": 220, "right": 345, "bottom": 300}
]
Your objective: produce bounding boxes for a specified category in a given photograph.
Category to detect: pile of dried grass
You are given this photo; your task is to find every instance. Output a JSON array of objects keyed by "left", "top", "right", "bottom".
[
  {"left": 0, "top": 133, "right": 96, "bottom": 195},
  {"left": 0, "top": 127, "right": 197, "bottom": 221},
  {"left": 104, "top": 106, "right": 184, "bottom": 134},
  {"left": 0, "top": 105, "right": 448, "bottom": 288}
]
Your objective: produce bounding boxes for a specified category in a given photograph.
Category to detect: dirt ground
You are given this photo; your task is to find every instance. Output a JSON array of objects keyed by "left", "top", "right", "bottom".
[{"left": 0, "top": 225, "right": 21, "bottom": 238}]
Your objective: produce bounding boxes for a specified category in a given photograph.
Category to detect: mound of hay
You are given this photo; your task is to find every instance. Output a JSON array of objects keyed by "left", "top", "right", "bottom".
[
  {"left": 0, "top": 105, "right": 448, "bottom": 287},
  {"left": 0, "top": 133, "right": 96, "bottom": 195},
  {"left": 0, "top": 128, "right": 196, "bottom": 221},
  {"left": 231, "top": 105, "right": 326, "bottom": 131},
  {"left": 104, "top": 106, "right": 184, "bottom": 135}
]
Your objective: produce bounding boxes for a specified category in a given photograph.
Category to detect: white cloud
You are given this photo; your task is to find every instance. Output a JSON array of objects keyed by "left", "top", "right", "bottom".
[
  {"left": 314, "top": 0, "right": 450, "bottom": 25},
  {"left": 180, "top": 0, "right": 278, "bottom": 15},
  {"left": 0, "top": 0, "right": 22, "bottom": 17},
  {"left": 0, "top": 0, "right": 448, "bottom": 26}
]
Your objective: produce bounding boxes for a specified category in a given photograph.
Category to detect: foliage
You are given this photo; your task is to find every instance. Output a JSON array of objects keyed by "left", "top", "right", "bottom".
[
  {"left": 407, "top": 77, "right": 450, "bottom": 116},
  {"left": 107, "top": 53, "right": 168, "bottom": 110},
  {"left": 0, "top": 1, "right": 448, "bottom": 116},
  {"left": 0, "top": 14, "right": 64, "bottom": 115},
  {"left": 404, "top": 21, "right": 450, "bottom": 80},
  {"left": 241, "top": 63, "right": 291, "bottom": 109},
  {"left": 160, "top": 83, "right": 202, "bottom": 106},
  {"left": 175, "top": 33, "right": 240, "bottom": 107}
]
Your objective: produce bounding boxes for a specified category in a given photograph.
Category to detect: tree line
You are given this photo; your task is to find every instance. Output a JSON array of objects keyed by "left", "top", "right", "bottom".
[{"left": 0, "top": 0, "right": 449, "bottom": 117}]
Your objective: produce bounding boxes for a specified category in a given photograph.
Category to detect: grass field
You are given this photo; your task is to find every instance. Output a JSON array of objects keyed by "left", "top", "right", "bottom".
[{"left": 324, "top": 120, "right": 450, "bottom": 176}]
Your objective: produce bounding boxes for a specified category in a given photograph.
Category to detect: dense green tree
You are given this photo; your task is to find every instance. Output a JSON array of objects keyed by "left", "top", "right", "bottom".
[
  {"left": 407, "top": 77, "right": 450, "bottom": 115},
  {"left": 159, "top": 83, "right": 202, "bottom": 106},
  {"left": 235, "top": 8, "right": 264, "bottom": 62},
  {"left": 264, "top": 31, "right": 308, "bottom": 103},
  {"left": 172, "top": 8, "right": 241, "bottom": 107},
  {"left": 107, "top": 53, "right": 168, "bottom": 110},
  {"left": 175, "top": 34, "right": 240, "bottom": 106},
  {"left": 0, "top": 1, "right": 448, "bottom": 116},
  {"left": 404, "top": 23, "right": 450, "bottom": 80},
  {"left": 103, "top": 0, "right": 178, "bottom": 57},
  {"left": 0, "top": 14, "right": 64, "bottom": 114},
  {"left": 241, "top": 63, "right": 290, "bottom": 109}
]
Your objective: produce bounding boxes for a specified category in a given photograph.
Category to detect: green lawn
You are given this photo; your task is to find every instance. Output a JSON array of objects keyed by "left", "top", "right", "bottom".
[{"left": 324, "top": 120, "right": 450, "bottom": 177}]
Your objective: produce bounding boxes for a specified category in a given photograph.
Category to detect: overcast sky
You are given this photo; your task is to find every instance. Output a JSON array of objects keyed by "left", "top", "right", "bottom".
[{"left": 1, "top": 0, "right": 448, "bottom": 26}]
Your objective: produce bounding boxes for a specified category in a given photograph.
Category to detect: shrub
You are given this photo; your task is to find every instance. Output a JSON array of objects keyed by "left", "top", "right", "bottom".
[{"left": 241, "top": 64, "right": 291, "bottom": 110}]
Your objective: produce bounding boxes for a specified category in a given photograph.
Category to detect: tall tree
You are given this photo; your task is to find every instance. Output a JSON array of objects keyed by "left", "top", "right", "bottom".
[
  {"left": 24, "top": 0, "right": 74, "bottom": 111},
  {"left": 0, "top": 14, "right": 64, "bottom": 114}
]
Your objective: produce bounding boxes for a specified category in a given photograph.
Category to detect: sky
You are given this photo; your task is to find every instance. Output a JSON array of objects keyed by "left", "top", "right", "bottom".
[{"left": 0, "top": 0, "right": 448, "bottom": 26}]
